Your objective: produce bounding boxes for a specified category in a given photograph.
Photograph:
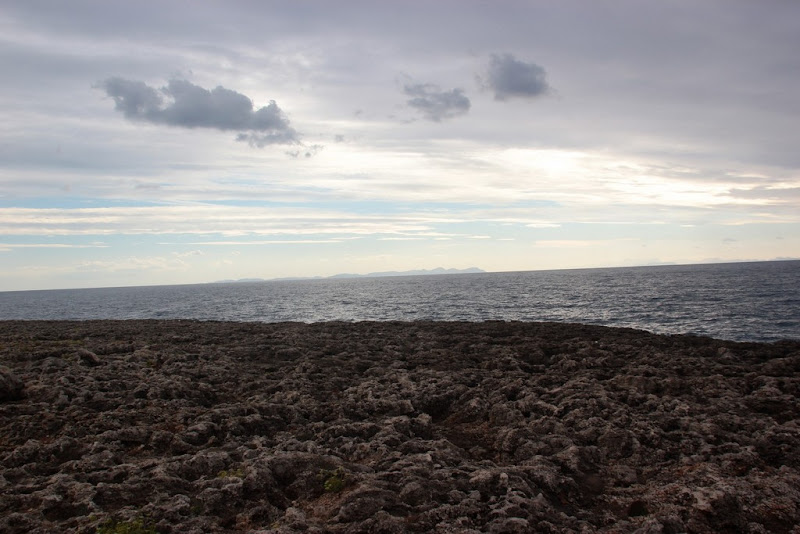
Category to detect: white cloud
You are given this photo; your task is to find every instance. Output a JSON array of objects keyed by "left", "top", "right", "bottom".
[
  {"left": 173, "top": 249, "right": 204, "bottom": 257},
  {"left": 75, "top": 256, "right": 190, "bottom": 273},
  {"left": 0, "top": 242, "right": 108, "bottom": 250},
  {"left": 534, "top": 238, "right": 639, "bottom": 249},
  {"left": 526, "top": 223, "right": 561, "bottom": 229},
  {"left": 182, "top": 239, "right": 353, "bottom": 245},
  {"left": 0, "top": 206, "right": 441, "bottom": 237},
  {"left": 1, "top": 1, "right": 799, "bottom": 288}
]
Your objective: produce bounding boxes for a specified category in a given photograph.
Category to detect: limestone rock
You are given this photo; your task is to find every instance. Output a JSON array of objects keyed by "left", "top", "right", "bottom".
[{"left": 0, "top": 319, "right": 797, "bottom": 533}]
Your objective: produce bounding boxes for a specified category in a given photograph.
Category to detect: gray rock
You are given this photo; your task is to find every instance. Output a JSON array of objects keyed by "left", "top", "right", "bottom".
[
  {"left": 76, "top": 348, "right": 103, "bottom": 366},
  {"left": 0, "top": 320, "right": 798, "bottom": 533}
]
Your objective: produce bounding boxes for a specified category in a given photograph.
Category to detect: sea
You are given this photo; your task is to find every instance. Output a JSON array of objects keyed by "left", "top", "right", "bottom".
[{"left": 1, "top": 260, "right": 798, "bottom": 343}]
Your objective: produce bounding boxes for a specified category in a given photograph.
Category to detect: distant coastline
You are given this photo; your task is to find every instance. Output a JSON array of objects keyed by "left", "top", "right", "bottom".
[{"left": 214, "top": 266, "right": 485, "bottom": 284}]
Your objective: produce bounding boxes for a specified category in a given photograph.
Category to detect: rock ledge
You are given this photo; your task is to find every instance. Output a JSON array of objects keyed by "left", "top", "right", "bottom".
[{"left": 1, "top": 320, "right": 798, "bottom": 533}]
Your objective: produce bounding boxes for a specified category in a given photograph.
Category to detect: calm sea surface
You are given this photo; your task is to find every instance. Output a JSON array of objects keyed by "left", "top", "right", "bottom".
[{"left": 1, "top": 261, "right": 798, "bottom": 342}]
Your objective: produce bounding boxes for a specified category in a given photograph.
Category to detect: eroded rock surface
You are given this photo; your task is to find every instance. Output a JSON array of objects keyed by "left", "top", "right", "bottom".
[{"left": 0, "top": 320, "right": 798, "bottom": 533}]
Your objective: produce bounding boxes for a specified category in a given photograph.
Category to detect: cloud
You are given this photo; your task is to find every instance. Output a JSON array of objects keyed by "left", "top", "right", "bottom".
[
  {"left": 0, "top": 243, "right": 108, "bottom": 251},
  {"left": 173, "top": 249, "right": 204, "bottom": 257},
  {"left": 183, "top": 239, "right": 350, "bottom": 245},
  {"left": 482, "top": 53, "right": 551, "bottom": 101},
  {"left": 235, "top": 131, "right": 299, "bottom": 148},
  {"left": 0, "top": 206, "right": 439, "bottom": 237},
  {"left": 99, "top": 78, "right": 298, "bottom": 145},
  {"left": 403, "top": 83, "right": 470, "bottom": 121},
  {"left": 286, "top": 144, "right": 324, "bottom": 158},
  {"left": 76, "top": 256, "right": 190, "bottom": 273},
  {"left": 730, "top": 186, "right": 800, "bottom": 203}
]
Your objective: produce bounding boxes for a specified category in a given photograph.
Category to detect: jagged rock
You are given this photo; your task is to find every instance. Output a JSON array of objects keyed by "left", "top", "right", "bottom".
[
  {"left": 0, "top": 320, "right": 798, "bottom": 533},
  {"left": 76, "top": 348, "right": 103, "bottom": 366}
]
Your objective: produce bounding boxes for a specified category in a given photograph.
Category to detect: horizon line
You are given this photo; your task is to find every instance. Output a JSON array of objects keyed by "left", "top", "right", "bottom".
[{"left": 1, "top": 258, "right": 798, "bottom": 294}]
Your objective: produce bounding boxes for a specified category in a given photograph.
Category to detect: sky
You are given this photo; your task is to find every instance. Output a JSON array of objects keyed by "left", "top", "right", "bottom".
[{"left": 1, "top": 0, "right": 799, "bottom": 291}]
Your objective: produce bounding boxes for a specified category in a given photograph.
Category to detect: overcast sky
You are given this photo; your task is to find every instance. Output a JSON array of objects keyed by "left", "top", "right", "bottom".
[{"left": 1, "top": 0, "right": 799, "bottom": 290}]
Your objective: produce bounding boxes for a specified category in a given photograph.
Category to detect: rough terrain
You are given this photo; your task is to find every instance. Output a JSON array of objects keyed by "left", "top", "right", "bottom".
[{"left": 0, "top": 320, "right": 798, "bottom": 533}]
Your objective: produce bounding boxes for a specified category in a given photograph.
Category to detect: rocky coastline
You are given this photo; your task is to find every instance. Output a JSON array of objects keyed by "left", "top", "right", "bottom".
[{"left": 1, "top": 320, "right": 798, "bottom": 533}]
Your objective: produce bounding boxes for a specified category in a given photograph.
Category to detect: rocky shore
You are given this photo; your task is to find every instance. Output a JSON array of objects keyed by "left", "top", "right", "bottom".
[{"left": 1, "top": 320, "right": 798, "bottom": 533}]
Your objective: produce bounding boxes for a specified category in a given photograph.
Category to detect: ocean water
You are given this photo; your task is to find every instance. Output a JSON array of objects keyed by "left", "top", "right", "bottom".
[{"left": 1, "top": 261, "right": 798, "bottom": 342}]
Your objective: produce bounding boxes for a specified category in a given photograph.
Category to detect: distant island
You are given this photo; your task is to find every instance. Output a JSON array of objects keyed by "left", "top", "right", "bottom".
[{"left": 215, "top": 267, "right": 485, "bottom": 284}]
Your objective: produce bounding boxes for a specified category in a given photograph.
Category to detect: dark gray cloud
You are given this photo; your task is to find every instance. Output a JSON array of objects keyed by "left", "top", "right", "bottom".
[
  {"left": 99, "top": 78, "right": 298, "bottom": 145},
  {"left": 483, "top": 53, "right": 551, "bottom": 101},
  {"left": 404, "top": 83, "right": 470, "bottom": 121},
  {"left": 101, "top": 78, "right": 163, "bottom": 119}
]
